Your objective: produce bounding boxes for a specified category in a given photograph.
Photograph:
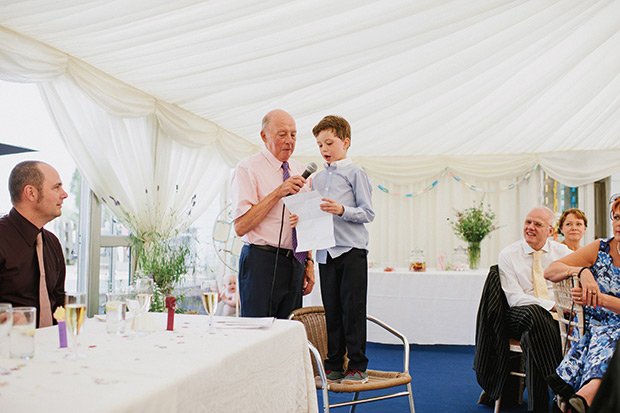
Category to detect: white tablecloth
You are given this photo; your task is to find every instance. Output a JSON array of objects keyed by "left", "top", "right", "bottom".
[
  {"left": 0, "top": 313, "right": 317, "bottom": 413},
  {"left": 304, "top": 267, "right": 487, "bottom": 345}
]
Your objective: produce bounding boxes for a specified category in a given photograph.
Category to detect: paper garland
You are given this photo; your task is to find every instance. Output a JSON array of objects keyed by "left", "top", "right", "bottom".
[{"left": 375, "top": 164, "right": 538, "bottom": 198}]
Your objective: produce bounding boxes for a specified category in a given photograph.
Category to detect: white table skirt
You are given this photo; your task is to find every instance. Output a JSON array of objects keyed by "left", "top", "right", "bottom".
[
  {"left": 304, "top": 267, "right": 487, "bottom": 345},
  {"left": 0, "top": 313, "right": 317, "bottom": 413}
]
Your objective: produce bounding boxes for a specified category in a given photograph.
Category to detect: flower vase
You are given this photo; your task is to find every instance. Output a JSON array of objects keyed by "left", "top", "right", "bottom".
[{"left": 468, "top": 242, "right": 481, "bottom": 269}]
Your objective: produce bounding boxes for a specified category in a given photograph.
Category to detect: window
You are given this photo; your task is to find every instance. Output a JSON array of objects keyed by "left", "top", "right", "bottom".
[{"left": 542, "top": 172, "right": 579, "bottom": 217}]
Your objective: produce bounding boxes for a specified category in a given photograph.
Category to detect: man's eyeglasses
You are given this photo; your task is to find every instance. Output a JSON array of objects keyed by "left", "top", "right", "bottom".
[{"left": 524, "top": 219, "right": 551, "bottom": 228}]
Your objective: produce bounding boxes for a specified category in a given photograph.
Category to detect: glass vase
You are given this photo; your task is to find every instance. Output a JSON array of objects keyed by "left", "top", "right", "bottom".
[{"left": 468, "top": 242, "right": 481, "bottom": 270}]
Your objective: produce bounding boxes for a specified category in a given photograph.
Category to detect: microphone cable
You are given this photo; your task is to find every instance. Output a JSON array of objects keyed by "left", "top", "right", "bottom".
[
  {"left": 268, "top": 204, "right": 286, "bottom": 317},
  {"left": 266, "top": 162, "right": 316, "bottom": 317}
]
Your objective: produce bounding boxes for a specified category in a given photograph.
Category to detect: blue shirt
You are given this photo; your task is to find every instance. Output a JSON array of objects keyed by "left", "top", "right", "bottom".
[{"left": 312, "top": 158, "right": 375, "bottom": 264}]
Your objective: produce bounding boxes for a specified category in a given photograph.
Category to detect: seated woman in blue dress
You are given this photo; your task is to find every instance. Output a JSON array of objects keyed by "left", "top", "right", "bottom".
[{"left": 544, "top": 196, "right": 620, "bottom": 413}]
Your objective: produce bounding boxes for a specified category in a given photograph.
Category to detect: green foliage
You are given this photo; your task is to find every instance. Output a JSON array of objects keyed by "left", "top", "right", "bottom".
[
  {"left": 102, "top": 190, "right": 199, "bottom": 313},
  {"left": 450, "top": 201, "right": 499, "bottom": 243},
  {"left": 130, "top": 230, "right": 196, "bottom": 313}
]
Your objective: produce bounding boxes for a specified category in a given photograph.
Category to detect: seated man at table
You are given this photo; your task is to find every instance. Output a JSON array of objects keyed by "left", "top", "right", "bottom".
[
  {"left": 498, "top": 206, "right": 571, "bottom": 412},
  {"left": 0, "top": 160, "right": 68, "bottom": 328}
]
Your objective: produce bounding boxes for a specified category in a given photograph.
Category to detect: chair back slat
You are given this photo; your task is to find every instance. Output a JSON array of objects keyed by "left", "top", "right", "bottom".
[
  {"left": 289, "top": 306, "right": 350, "bottom": 376},
  {"left": 553, "top": 276, "right": 585, "bottom": 353},
  {"left": 289, "top": 306, "right": 329, "bottom": 376}
]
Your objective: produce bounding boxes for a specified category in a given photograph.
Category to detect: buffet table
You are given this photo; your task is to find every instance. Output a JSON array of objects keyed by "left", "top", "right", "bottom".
[
  {"left": 304, "top": 267, "right": 487, "bottom": 345},
  {"left": 0, "top": 314, "right": 317, "bottom": 413}
]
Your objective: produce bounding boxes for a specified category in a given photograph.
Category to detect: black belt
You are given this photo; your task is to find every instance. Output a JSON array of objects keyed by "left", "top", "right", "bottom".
[{"left": 250, "top": 244, "right": 294, "bottom": 259}]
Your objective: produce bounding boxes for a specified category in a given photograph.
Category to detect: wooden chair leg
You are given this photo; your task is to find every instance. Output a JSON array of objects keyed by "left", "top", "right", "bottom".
[{"left": 518, "top": 357, "right": 525, "bottom": 405}]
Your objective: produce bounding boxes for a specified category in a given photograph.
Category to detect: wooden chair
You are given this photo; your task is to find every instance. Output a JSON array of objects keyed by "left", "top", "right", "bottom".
[
  {"left": 475, "top": 265, "right": 526, "bottom": 412},
  {"left": 551, "top": 274, "right": 585, "bottom": 411},
  {"left": 497, "top": 276, "right": 586, "bottom": 412},
  {"left": 493, "top": 339, "right": 526, "bottom": 413},
  {"left": 553, "top": 275, "right": 585, "bottom": 353},
  {"left": 288, "top": 306, "right": 415, "bottom": 413}
]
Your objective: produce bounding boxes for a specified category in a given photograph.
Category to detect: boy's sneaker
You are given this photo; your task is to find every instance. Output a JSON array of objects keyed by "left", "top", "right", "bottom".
[
  {"left": 325, "top": 369, "right": 345, "bottom": 382},
  {"left": 342, "top": 369, "right": 369, "bottom": 384}
]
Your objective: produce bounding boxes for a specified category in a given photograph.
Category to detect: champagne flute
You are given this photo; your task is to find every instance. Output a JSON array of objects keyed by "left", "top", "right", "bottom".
[
  {"left": 201, "top": 280, "right": 219, "bottom": 334},
  {"left": 65, "top": 292, "right": 86, "bottom": 359},
  {"left": 125, "top": 286, "right": 140, "bottom": 334}
]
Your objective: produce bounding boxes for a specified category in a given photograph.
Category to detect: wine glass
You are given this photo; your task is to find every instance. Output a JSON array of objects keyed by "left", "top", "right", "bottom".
[
  {"left": 65, "top": 292, "right": 86, "bottom": 359},
  {"left": 0, "top": 303, "right": 12, "bottom": 363},
  {"left": 127, "top": 278, "right": 153, "bottom": 335},
  {"left": 201, "top": 280, "right": 219, "bottom": 334},
  {"left": 135, "top": 278, "right": 153, "bottom": 314}
]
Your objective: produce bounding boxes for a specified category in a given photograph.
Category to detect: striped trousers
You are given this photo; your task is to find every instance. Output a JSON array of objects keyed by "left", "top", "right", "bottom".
[{"left": 506, "top": 304, "right": 562, "bottom": 412}]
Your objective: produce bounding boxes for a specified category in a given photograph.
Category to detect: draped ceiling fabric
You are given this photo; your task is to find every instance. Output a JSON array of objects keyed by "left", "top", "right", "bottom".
[{"left": 1, "top": 0, "right": 620, "bottom": 265}]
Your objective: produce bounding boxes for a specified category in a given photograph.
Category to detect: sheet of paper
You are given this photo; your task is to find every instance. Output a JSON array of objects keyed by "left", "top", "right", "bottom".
[
  {"left": 215, "top": 317, "right": 274, "bottom": 329},
  {"left": 283, "top": 191, "right": 335, "bottom": 252}
]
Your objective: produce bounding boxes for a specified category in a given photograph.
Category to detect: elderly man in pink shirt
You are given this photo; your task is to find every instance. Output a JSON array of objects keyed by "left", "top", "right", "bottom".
[{"left": 231, "top": 109, "right": 315, "bottom": 318}]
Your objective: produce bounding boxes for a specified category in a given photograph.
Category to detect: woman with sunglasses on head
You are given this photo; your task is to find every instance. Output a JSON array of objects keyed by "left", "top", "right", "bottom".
[
  {"left": 558, "top": 209, "right": 588, "bottom": 252},
  {"left": 544, "top": 195, "right": 620, "bottom": 413}
]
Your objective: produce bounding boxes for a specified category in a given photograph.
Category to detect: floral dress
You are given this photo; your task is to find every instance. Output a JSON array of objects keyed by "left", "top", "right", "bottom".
[{"left": 556, "top": 238, "right": 620, "bottom": 390}]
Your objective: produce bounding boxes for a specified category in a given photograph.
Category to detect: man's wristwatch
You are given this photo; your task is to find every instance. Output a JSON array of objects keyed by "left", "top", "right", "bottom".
[{"left": 305, "top": 257, "right": 314, "bottom": 266}]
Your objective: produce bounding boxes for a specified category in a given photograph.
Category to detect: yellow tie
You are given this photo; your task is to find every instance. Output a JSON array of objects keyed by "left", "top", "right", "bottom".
[
  {"left": 531, "top": 250, "right": 550, "bottom": 300},
  {"left": 36, "top": 232, "right": 53, "bottom": 328}
]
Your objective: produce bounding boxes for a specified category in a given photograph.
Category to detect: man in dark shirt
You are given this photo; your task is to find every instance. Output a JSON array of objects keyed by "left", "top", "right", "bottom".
[{"left": 0, "top": 161, "right": 68, "bottom": 327}]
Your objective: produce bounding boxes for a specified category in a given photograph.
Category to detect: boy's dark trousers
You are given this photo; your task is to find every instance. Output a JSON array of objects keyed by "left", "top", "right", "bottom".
[{"left": 319, "top": 248, "right": 368, "bottom": 372}]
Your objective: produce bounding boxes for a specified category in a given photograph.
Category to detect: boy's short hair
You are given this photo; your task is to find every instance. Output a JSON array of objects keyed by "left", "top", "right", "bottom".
[{"left": 312, "top": 115, "right": 351, "bottom": 142}]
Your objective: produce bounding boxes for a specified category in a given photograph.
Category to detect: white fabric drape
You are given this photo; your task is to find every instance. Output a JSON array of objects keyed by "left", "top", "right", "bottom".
[
  {"left": 40, "top": 76, "right": 232, "bottom": 234},
  {"left": 2, "top": 0, "right": 620, "bottom": 262},
  {"left": 3, "top": 1, "right": 620, "bottom": 186},
  {"left": 0, "top": 26, "right": 257, "bottom": 234}
]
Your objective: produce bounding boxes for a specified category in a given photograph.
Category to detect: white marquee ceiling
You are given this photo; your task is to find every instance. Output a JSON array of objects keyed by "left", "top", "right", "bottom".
[{"left": 2, "top": 0, "right": 620, "bottom": 185}]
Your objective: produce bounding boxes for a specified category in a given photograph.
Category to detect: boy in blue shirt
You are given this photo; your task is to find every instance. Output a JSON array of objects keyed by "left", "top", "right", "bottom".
[{"left": 311, "top": 115, "right": 375, "bottom": 384}]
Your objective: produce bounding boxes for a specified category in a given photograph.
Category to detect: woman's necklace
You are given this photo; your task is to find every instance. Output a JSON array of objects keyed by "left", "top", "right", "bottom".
[{"left": 616, "top": 239, "right": 620, "bottom": 256}]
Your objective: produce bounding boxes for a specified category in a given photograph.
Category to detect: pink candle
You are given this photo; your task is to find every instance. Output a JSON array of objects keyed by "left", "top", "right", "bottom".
[{"left": 165, "top": 296, "right": 176, "bottom": 331}]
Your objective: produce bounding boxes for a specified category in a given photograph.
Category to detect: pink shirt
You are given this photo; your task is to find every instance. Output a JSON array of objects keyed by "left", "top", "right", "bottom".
[{"left": 231, "top": 148, "right": 309, "bottom": 249}]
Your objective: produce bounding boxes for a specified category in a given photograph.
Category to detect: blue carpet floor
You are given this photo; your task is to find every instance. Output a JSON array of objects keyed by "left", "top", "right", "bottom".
[{"left": 317, "top": 343, "right": 531, "bottom": 413}]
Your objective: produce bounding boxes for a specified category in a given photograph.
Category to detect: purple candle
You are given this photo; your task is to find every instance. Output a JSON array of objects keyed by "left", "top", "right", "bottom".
[{"left": 58, "top": 321, "right": 67, "bottom": 348}]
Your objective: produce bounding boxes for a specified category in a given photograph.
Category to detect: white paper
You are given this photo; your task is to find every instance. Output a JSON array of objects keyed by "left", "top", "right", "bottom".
[
  {"left": 215, "top": 317, "right": 274, "bottom": 329},
  {"left": 283, "top": 191, "right": 336, "bottom": 252}
]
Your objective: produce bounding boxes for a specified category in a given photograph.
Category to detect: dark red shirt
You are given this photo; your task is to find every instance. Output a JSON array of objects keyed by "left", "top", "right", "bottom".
[{"left": 0, "top": 208, "right": 66, "bottom": 325}]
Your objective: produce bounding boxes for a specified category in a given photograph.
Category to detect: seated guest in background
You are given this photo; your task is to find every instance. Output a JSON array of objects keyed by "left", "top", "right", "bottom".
[
  {"left": 216, "top": 273, "right": 238, "bottom": 316},
  {"left": 231, "top": 109, "right": 315, "bottom": 318},
  {"left": 544, "top": 196, "right": 620, "bottom": 413},
  {"left": 499, "top": 206, "right": 572, "bottom": 412},
  {"left": 0, "top": 161, "right": 68, "bottom": 328},
  {"left": 558, "top": 208, "right": 587, "bottom": 251}
]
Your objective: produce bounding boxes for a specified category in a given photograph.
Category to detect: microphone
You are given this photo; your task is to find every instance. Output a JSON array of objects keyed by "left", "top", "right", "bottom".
[
  {"left": 285, "top": 162, "right": 317, "bottom": 196},
  {"left": 301, "top": 162, "right": 318, "bottom": 179}
]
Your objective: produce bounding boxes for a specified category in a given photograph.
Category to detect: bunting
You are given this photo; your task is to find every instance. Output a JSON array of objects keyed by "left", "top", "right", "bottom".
[{"left": 374, "top": 164, "right": 538, "bottom": 198}]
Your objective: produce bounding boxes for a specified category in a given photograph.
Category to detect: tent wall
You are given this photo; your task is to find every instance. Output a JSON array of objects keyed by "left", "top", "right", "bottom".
[
  {"left": 368, "top": 170, "right": 539, "bottom": 269},
  {"left": 1, "top": 2, "right": 618, "bottom": 270}
]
